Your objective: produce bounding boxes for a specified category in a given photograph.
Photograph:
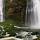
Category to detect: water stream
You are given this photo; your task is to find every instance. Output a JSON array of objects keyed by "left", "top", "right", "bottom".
[
  {"left": 0, "top": 0, "right": 3, "bottom": 22},
  {"left": 25, "top": 0, "right": 40, "bottom": 29},
  {"left": 30, "top": 0, "right": 40, "bottom": 29}
]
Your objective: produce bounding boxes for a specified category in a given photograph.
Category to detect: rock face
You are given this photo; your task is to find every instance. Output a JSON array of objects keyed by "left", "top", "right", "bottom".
[
  {"left": 5, "top": 0, "right": 26, "bottom": 26},
  {"left": 0, "top": 37, "right": 23, "bottom": 40}
]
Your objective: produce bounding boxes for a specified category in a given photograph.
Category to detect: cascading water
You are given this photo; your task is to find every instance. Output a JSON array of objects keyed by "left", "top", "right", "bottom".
[
  {"left": 0, "top": 0, "right": 4, "bottom": 22},
  {"left": 30, "top": 0, "right": 40, "bottom": 29},
  {"left": 26, "top": 0, "right": 40, "bottom": 29}
]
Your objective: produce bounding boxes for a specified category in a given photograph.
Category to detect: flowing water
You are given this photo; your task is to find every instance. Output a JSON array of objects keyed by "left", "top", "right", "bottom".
[
  {"left": 25, "top": 0, "right": 40, "bottom": 29},
  {"left": 0, "top": 0, "right": 3, "bottom": 22},
  {"left": 30, "top": 0, "right": 40, "bottom": 29}
]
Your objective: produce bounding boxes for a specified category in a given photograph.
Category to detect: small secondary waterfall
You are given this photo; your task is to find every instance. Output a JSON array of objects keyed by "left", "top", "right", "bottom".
[
  {"left": 0, "top": 0, "right": 4, "bottom": 22},
  {"left": 25, "top": 0, "right": 40, "bottom": 29}
]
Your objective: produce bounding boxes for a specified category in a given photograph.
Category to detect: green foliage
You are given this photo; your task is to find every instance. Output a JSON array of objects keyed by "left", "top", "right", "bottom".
[{"left": 0, "top": 19, "right": 16, "bottom": 36}]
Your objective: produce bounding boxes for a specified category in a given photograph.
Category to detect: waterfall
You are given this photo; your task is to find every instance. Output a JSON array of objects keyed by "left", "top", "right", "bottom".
[
  {"left": 30, "top": 0, "right": 40, "bottom": 29},
  {"left": 25, "top": 0, "right": 40, "bottom": 29},
  {"left": 0, "top": 0, "right": 4, "bottom": 22}
]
